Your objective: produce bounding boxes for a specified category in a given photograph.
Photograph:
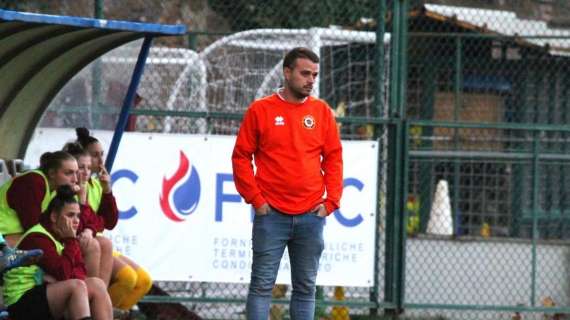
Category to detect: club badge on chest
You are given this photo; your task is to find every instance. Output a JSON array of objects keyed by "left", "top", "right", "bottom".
[{"left": 302, "top": 115, "right": 315, "bottom": 129}]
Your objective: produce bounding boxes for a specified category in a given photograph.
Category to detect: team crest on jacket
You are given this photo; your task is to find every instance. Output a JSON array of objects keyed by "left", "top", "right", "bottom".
[{"left": 302, "top": 115, "right": 315, "bottom": 129}]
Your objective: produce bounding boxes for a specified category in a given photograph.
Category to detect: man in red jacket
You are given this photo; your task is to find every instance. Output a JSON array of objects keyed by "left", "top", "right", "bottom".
[{"left": 232, "top": 47, "right": 343, "bottom": 320}]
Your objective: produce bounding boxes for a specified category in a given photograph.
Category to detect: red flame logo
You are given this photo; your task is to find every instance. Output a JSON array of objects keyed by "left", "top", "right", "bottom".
[{"left": 159, "top": 151, "right": 190, "bottom": 222}]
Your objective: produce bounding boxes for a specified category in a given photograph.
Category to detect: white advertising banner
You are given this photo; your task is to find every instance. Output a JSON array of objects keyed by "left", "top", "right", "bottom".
[{"left": 25, "top": 128, "right": 378, "bottom": 287}]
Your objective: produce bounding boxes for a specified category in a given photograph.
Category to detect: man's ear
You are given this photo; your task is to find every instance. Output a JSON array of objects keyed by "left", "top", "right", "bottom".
[
  {"left": 283, "top": 67, "right": 292, "bottom": 81},
  {"left": 47, "top": 168, "right": 56, "bottom": 181}
]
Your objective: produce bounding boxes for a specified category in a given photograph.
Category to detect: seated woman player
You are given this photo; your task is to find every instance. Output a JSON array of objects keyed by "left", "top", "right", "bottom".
[{"left": 2, "top": 185, "right": 112, "bottom": 320}]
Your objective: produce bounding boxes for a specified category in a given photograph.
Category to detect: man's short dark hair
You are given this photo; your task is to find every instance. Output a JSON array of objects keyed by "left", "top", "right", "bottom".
[{"left": 283, "top": 47, "right": 319, "bottom": 69}]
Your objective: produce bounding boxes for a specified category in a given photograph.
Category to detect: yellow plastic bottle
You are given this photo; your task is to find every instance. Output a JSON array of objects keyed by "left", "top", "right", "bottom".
[
  {"left": 480, "top": 223, "right": 491, "bottom": 238},
  {"left": 331, "top": 286, "right": 350, "bottom": 320}
]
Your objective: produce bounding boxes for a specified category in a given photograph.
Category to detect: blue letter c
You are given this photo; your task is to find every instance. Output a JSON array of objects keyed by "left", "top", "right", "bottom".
[
  {"left": 111, "top": 169, "right": 139, "bottom": 220},
  {"left": 334, "top": 178, "right": 364, "bottom": 227}
]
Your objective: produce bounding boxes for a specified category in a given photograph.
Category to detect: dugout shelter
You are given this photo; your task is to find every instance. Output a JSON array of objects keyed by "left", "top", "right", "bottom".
[{"left": 0, "top": 9, "right": 186, "bottom": 171}]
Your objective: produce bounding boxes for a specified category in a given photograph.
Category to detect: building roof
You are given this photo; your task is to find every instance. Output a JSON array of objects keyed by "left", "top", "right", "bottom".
[{"left": 421, "top": 4, "right": 570, "bottom": 54}]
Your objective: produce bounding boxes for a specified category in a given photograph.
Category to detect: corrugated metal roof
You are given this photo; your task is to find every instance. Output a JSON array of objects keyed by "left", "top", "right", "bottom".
[{"left": 424, "top": 4, "right": 570, "bottom": 53}]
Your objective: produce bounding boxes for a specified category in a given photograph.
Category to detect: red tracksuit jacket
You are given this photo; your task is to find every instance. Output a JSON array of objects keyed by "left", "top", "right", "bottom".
[{"left": 232, "top": 93, "right": 343, "bottom": 215}]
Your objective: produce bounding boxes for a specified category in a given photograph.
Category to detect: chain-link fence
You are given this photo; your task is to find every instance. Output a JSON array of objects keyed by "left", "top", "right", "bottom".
[
  {"left": 6, "top": 0, "right": 570, "bottom": 319},
  {"left": 403, "top": 2, "right": 570, "bottom": 320},
  {"left": 15, "top": 1, "right": 388, "bottom": 319}
]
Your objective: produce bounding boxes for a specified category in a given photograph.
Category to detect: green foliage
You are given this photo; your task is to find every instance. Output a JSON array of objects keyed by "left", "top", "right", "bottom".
[{"left": 208, "top": 0, "right": 377, "bottom": 30}]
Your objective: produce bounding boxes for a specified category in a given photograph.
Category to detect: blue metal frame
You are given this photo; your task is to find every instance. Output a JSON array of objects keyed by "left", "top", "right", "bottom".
[
  {"left": 0, "top": 9, "right": 185, "bottom": 35},
  {"left": 105, "top": 36, "right": 153, "bottom": 172}
]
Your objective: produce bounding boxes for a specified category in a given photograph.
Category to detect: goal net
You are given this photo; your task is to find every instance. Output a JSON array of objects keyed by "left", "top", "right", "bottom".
[
  {"left": 39, "top": 28, "right": 390, "bottom": 139},
  {"left": 39, "top": 41, "right": 207, "bottom": 134},
  {"left": 200, "top": 27, "right": 391, "bottom": 138}
]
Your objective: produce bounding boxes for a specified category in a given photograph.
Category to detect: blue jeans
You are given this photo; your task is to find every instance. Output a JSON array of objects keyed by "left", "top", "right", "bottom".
[{"left": 246, "top": 207, "right": 325, "bottom": 320}]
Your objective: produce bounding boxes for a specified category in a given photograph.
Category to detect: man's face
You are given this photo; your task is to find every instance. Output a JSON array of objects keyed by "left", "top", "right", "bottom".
[{"left": 284, "top": 57, "right": 319, "bottom": 99}]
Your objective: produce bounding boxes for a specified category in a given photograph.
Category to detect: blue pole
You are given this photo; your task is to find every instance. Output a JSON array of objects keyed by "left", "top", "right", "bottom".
[{"left": 105, "top": 36, "right": 153, "bottom": 171}]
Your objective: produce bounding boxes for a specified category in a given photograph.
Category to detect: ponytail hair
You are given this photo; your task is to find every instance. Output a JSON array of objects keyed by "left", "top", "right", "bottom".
[
  {"left": 75, "top": 127, "right": 99, "bottom": 150},
  {"left": 39, "top": 151, "right": 74, "bottom": 175},
  {"left": 45, "top": 185, "right": 78, "bottom": 215},
  {"left": 62, "top": 142, "right": 88, "bottom": 159}
]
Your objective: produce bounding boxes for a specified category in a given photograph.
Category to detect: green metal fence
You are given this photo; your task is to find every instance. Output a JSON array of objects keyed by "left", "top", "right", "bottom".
[
  {"left": 9, "top": 0, "right": 570, "bottom": 318},
  {"left": 401, "top": 1, "right": 570, "bottom": 319}
]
